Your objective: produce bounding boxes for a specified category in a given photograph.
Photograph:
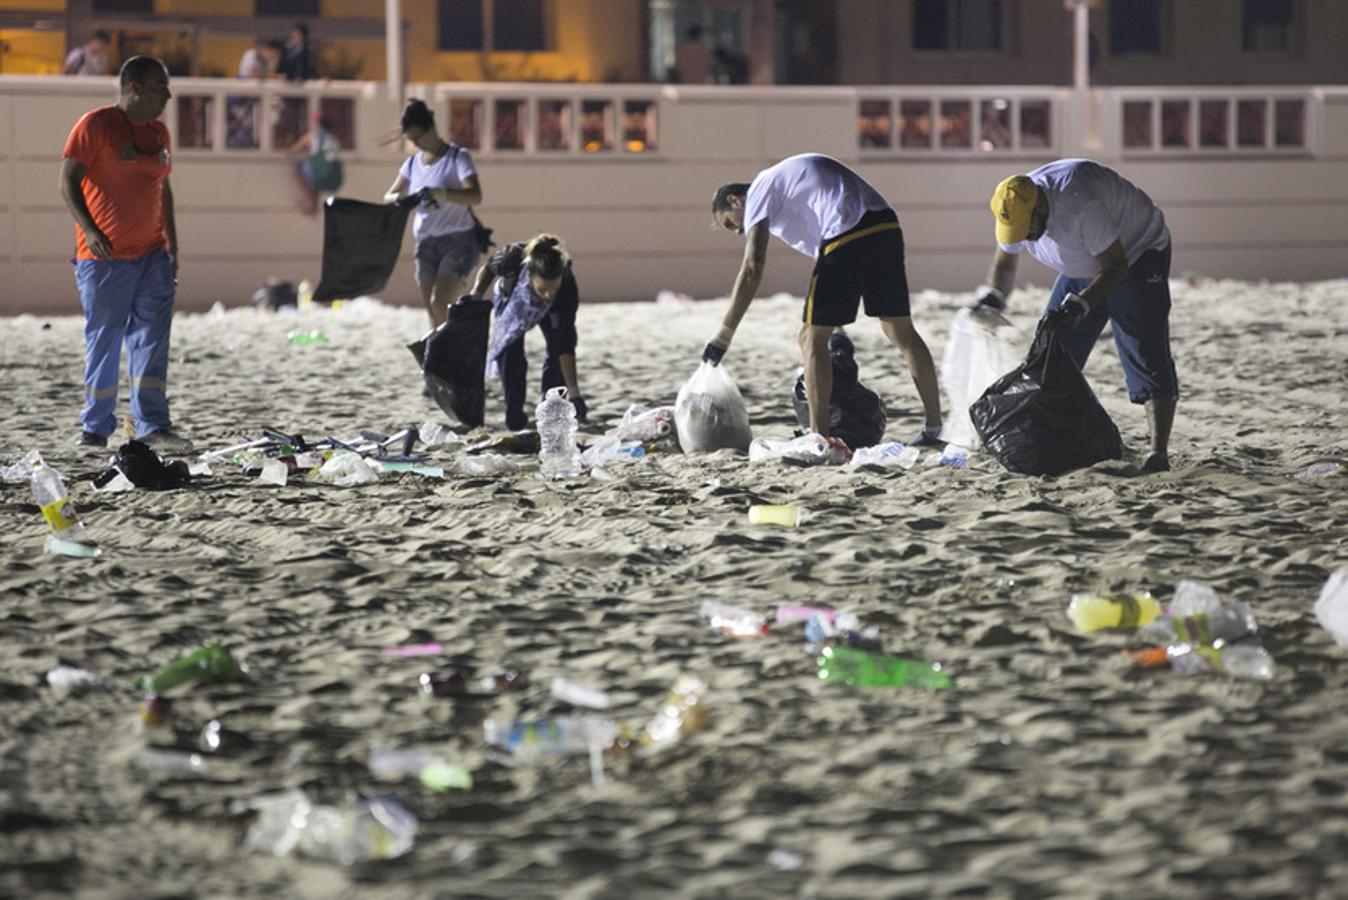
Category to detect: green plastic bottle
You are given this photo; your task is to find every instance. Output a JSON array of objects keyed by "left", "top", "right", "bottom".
[
  {"left": 135, "top": 644, "right": 246, "bottom": 693},
  {"left": 817, "top": 645, "right": 953, "bottom": 689}
]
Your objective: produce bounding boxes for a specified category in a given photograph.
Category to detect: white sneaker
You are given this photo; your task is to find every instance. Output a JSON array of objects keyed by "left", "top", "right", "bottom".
[{"left": 141, "top": 429, "right": 195, "bottom": 456}]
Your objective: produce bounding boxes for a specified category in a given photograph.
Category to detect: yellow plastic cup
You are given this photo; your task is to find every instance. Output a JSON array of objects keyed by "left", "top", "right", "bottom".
[{"left": 748, "top": 504, "right": 802, "bottom": 527}]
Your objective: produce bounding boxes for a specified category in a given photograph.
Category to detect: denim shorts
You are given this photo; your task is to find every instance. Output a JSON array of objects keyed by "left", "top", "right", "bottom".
[
  {"left": 414, "top": 229, "right": 480, "bottom": 287},
  {"left": 1045, "top": 245, "right": 1178, "bottom": 404}
]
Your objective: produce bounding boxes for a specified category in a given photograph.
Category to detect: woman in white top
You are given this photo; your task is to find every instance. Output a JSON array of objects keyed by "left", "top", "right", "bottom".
[{"left": 383, "top": 100, "right": 484, "bottom": 328}]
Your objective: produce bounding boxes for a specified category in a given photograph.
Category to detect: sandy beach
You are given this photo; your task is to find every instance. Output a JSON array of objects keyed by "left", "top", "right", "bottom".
[{"left": 1, "top": 279, "right": 1346, "bottom": 898}]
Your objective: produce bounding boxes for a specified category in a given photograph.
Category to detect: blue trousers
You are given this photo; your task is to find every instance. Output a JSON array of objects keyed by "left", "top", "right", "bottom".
[
  {"left": 1045, "top": 245, "right": 1179, "bottom": 404},
  {"left": 75, "top": 249, "right": 176, "bottom": 438}
]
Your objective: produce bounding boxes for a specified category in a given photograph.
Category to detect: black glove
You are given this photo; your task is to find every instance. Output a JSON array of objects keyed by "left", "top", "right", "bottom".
[
  {"left": 702, "top": 342, "right": 726, "bottom": 366},
  {"left": 455, "top": 293, "right": 482, "bottom": 306},
  {"left": 572, "top": 395, "right": 589, "bottom": 423},
  {"left": 1045, "top": 292, "right": 1089, "bottom": 335},
  {"left": 970, "top": 287, "right": 1006, "bottom": 314},
  {"left": 418, "top": 187, "right": 439, "bottom": 208},
  {"left": 394, "top": 193, "right": 421, "bottom": 210}
]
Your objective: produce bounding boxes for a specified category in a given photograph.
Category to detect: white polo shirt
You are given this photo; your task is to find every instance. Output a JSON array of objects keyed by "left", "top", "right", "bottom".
[
  {"left": 999, "top": 159, "right": 1170, "bottom": 278},
  {"left": 399, "top": 146, "right": 478, "bottom": 241},
  {"left": 743, "top": 154, "right": 891, "bottom": 258}
]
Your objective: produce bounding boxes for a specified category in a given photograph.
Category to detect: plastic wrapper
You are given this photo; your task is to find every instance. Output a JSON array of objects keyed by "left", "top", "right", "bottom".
[
  {"left": 674, "top": 362, "right": 753, "bottom": 454},
  {"left": 940, "top": 306, "right": 1023, "bottom": 448}
]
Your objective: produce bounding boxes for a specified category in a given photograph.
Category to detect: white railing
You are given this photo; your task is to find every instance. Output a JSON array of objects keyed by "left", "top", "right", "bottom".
[{"left": 853, "top": 87, "right": 1072, "bottom": 157}]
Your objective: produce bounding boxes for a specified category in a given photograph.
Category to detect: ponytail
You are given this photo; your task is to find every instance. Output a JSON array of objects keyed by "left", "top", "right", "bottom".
[{"left": 524, "top": 233, "right": 570, "bottom": 280}]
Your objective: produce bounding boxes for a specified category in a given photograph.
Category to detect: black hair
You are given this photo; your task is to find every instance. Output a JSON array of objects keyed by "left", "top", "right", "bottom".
[
  {"left": 400, "top": 98, "right": 435, "bottom": 133},
  {"left": 525, "top": 234, "right": 570, "bottom": 281},
  {"left": 119, "top": 55, "right": 165, "bottom": 89},
  {"left": 91, "top": 30, "right": 111, "bottom": 44},
  {"left": 711, "top": 182, "right": 749, "bottom": 214},
  {"left": 317, "top": 116, "right": 334, "bottom": 131},
  {"left": 294, "top": 23, "right": 310, "bottom": 38}
]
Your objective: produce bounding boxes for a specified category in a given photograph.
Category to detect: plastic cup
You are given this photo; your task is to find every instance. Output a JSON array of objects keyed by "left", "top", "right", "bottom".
[{"left": 748, "top": 505, "right": 802, "bottom": 527}]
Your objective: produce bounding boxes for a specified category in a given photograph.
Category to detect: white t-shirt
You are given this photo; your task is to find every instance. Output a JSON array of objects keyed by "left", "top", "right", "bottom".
[
  {"left": 999, "top": 159, "right": 1170, "bottom": 278},
  {"left": 398, "top": 146, "right": 478, "bottom": 241},
  {"left": 743, "top": 153, "right": 891, "bottom": 258}
]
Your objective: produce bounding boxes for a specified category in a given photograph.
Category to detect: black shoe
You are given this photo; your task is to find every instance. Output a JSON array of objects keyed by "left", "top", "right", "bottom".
[
  {"left": 76, "top": 431, "right": 107, "bottom": 448},
  {"left": 909, "top": 428, "right": 945, "bottom": 449},
  {"left": 1141, "top": 451, "right": 1171, "bottom": 473}
]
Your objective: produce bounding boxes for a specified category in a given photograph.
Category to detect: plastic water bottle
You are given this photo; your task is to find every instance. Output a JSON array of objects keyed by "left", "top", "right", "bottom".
[
  {"left": 483, "top": 715, "right": 617, "bottom": 759},
  {"left": 1166, "top": 643, "right": 1275, "bottom": 681},
  {"left": 134, "top": 644, "right": 246, "bottom": 694},
  {"left": 32, "top": 462, "right": 87, "bottom": 539},
  {"left": 929, "top": 446, "right": 970, "bottom": 469},
  {"left": 536, "top": 387, "right": 583, "bottom": 479},
  {"left": 549, "top": 676, "right": 612, "bottom": 709},
  {"left": 246, "top": 790, "right": 418, "bottom": 864},
  {"left": 849, "top": 442, "right": 920, "bottom": 469},
  {"left": 817, "top": 645, "right": 953, "bottom": 689},
  {"left": 1066, "top": 592, "right": 1162, "bottom": 632},
  {"left": 1135, "top": 601, "right": 1257, "bottom": 646},
  {"left": 635, "top": 674, "right": 709, "bottom": 755}
]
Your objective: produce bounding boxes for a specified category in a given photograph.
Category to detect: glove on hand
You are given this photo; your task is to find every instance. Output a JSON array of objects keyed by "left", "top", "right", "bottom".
[{"left": 702, "top": 324, "right": 735, "bottom": 366}]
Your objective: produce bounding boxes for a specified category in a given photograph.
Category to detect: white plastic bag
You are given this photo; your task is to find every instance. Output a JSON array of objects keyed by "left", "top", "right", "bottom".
[
  {"left": 608, "top": 404, "right": 674, "bottom": 443},
  {"left": 314, "top": 450, "right": 381, "bottom": 487},
  {"left": 674, "top": 362, "right": 753, "bottom": 454},
  {"left": 1314, "top": 569, "right": 1348, "bottom": 647},
  {"left": 940, "top": 307, "right": 1023, "bottom": 449}
]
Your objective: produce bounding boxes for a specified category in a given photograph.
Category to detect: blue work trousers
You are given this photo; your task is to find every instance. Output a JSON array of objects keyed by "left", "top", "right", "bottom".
[{"left": 75, "top": 249, "right": 176, "bottom": 438}]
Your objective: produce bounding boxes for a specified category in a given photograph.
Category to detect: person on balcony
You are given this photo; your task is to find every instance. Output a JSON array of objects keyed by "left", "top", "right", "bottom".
[
  {"left": 383, "top": 99, "right": 484, "bottom": 329},
  {"left": 464, "top": 234, "right": 587, "bottom": 432},
  {"left": 58, "top": 56, "right": 192, "bottom": 454},
  {"left": 63, "top": 31, "right": 111, "bottom": 76},
  {"left": 973, "top": 159, "right": 1178, "bottom": 472},
  {"left": 705, "top": 153, "right": 943, "bottom": 448}
]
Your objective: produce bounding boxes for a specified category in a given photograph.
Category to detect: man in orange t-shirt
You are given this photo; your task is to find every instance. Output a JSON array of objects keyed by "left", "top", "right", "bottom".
[{"left": 59, "top": 55, "right": 192, "bottom": 453}]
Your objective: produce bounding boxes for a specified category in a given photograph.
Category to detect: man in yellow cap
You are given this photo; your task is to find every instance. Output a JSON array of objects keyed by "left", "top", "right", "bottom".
[{"left": 973, "top": 160, "right": 1177, "bottom": 472}]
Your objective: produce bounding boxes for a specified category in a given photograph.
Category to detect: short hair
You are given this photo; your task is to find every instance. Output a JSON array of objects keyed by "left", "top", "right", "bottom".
[
  {"left": 524, "top": 233, "right": 570, "bottom": 280},
  {"left": 711, "top": 182, "right": 749, "bottom": 214},
  {"left": 119, "top": 55, "right": 165, "bottom": 89},
  {"left": 400, "top": 98, "right": 435, "bottom": 133},
  {"left": 91, "top": 30, "right": 111, "bottom": 44}
]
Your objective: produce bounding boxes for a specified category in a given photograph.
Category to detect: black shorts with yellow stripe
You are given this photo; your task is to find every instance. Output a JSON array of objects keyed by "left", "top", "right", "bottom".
[{"left": 803, "top": 208, "right": 910, "bottom": 326}]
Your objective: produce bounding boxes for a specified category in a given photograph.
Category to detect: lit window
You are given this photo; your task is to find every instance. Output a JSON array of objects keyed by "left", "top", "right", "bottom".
[
  {"left": 900, "top": 100, "right": 933, "bottom": 149},
  {"left": 176, "top": 96, "right": 213, "bottom": 150},
  {"left": 623, "top": 100, "right": 657, "bottom": 153},
  {"left": 581, "top": 100, "right": 614, "bottom": 152},
  {"left": 450, "top": 99, "right": 483, "bottom": 149},
  {"left": 1019, "top": 100, "right": 1051, "bottom": 148},
  {"left": 318, "top": 98, "right": 356, "bottom": 150},
  {"left": 272, "top": 96, "right": 309, "bottom": 152},
  {"left": 978, "top": 98, "right": 1011, "bottom": 151},
  {"left": 495, "top": 99, "right": 526, "bottom": 150},
  {"left": 858, "top": 100, "right": 892, "bottom": 149},
  {"left": 939, "top": 100, "right": 972, "bottom": 149},
  {"left": 538, "top": 100, "right": 573, "bottom": 151},
  {"left": 1122, "top": 100, "right": 1153, "bottom": 149},
  {"left": 1160, "top": 100, "right": 1191, "bottom": 148}
]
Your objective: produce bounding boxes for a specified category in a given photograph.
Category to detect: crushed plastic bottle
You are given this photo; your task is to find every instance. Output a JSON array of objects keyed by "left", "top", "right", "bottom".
[
  {"left": 699, "top": 600, "right": 768, "bottom": 638},
  {"left": 817, "top": 645, "right": 953, "bottom": 689},
  {"left": 483, "top": 716, "right": 618, "bottom": 760},
  {"left": 286, "top": 329, "right": 328, "bottom": 345},
  {"left": 927, "top": 445, "right": 970, "bottom": 469},
  {"left": 550, "top": 676, "right": 612, "bottom": 709},
  {"left": 1170, "top": 580, "right": 1223, "bottom": 616},
  {"left": 245, "top": 790, "right": 418, "bottom": 864},
  {"left": 46, "top": 665, "right": 115, "bottom": 693},
  {"left": 1314, "top": 569, "right": 1348, "bottom": 647},
  {"left": 609, "top": 405, "right": 674, "bottom": 443},
  {"left": 368, "top": 748, "right": 473, "bottom": 792},
  {"left": 536, "top": 387, "right": 583, "bottom": 479},
  {"left": 580, "top": 436, "right": 646, "bottom": 468},
  {"left": 134, "top": 644, "right": 246, "bottom": 694},
  {"left": 453, "top": 452, "right": 519, "bottom": 477},
  {"left": 748, "top": 504, "right": 803, "bottom": 527},
  {"left": 1166, "top": 643, "right": 1275, "bottom": 681},
  {"left": 749, "top": 434, "right": 830, "bottom": 465},
  {"left": 1067, "top": 592, "right": 1162, "bottom": 633},
  {"left": 1135, "top": 601, "right": 1257, "bottom": 646},
  {"left": 634, "top": 674, "right": 709, "bottom": 756},
  {"left": 849, "top": 442, "right": 921, "bottom": 469},
  {"left": 1293, "top": 461, "right": 1341, "bottom": 481},
  {"left": 1, "top": 449, "right": 43, "bottom": 483},
  {"left": 418, "top": 421, "right": 460, "bottom": 448},
  {"left": 314, "top": 450, "right": 381, "bottom": 487}
]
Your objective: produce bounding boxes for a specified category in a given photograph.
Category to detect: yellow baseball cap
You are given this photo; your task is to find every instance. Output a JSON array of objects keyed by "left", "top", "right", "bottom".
[{"left": 989, "top": 174, "right": 1039, "bottom": 244}]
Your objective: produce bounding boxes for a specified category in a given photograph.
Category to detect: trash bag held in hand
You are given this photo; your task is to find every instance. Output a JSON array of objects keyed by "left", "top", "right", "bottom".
[
  {"left": 940, "top": 307, "right": 1023, "bottom": 448},
  {"left": 313, "top": 198, "right": 412, "bottom": 303},
  {"left": 675, "top": 362, "right": 753, "bottom": 453},
  {"left": 969, "top": 318, "right": 1123, "bottom": 475},
  {"left": 792, "top": 350, "right": 886, "bottom": 452},
  {"left": 408, "top": 299, "right": 491, "bottom": 428}
]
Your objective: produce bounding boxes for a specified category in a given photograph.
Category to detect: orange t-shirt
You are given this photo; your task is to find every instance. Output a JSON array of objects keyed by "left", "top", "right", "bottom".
[{"left": 62, "top": 106, "right": 172, "bottom": 260}]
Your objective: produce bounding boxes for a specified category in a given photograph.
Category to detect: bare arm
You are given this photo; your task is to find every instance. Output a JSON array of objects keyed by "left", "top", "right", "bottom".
[
  {"left": 425, "top": 174, "right": 482, "bottom": 207},
  {"left": 162, "top": 176, "right": 178, "bottom": 278},
  {"left": 720, "top": 220, "right": 770, "bottom": 334},
  {"left": 986, "top": 247, "right": 1020, "bottom": 300},
  {"left": 383, "top": 173, "right": 409, "bottom": 204},
  {"left": 558, "top": 353, "right": 580, "bottom": 397},
  {"left": 59, "top": 157, "right": 111, "bottom": 258},
  {"left": 466, "top": 260, "right": 496, "bottom": 298},
  {"left": 1077, "top": 240, "right": 1130, "bottom": 309}
]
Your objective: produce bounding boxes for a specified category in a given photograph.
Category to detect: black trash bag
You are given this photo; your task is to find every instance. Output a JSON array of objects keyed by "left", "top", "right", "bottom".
[
  {"left": 93, "top": 440, "right": 192, "bottom": 491},
  {"left": 970, "top": 319, "right": 1124, "bottom": 476},
  {"left": 313, "top": 198, "right": 412, "bottom": 304},
  {"left": 252, "top": 278, "right": 297, "bottom": 311},
  {"left": 408, "top": 298, "right": 491, "bottom": 428},
  {"left": 792, "top": 338, "right": 887, "bottom": 450}
]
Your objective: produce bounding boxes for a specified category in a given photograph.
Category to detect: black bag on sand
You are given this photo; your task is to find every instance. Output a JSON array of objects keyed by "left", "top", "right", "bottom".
[
  {"left": 93, "top": 440, "right": 191, "bottom": 490},
  {"left": 792, "top": 340, "right": 887, "bottom": 451},
  {"left": 313, "top": 198, "right": 412, "bottom": 303},
  {"left": 970, "top": 319, "right": 1124, "bottom": 476},
  {"left": 408, "top": 298, "right": 491, "bottom": 428}
]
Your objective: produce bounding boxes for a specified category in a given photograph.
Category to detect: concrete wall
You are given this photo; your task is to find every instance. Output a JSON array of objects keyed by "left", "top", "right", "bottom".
[{"left": 2, "top": 76, "right": 1346, "bottom": 316}]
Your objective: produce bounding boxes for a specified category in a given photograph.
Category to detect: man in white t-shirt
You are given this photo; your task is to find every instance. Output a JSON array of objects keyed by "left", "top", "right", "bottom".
[
  {"left": 974, "top": 159, "right": 1178, "bottom": 472},
  {"left": 705, "top": 153, "right": 943, "bottom": 448}
]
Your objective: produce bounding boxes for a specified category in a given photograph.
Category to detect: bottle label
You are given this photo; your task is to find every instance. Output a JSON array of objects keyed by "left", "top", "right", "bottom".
[
  {"left": 40, "top": 498, "right": 78, "bottom": 532},
  {"left": 1113, "top": 596, "right": 1142, "bottom": 629}
]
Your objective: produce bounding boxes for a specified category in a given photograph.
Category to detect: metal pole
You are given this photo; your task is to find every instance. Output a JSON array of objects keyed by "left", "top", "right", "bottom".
[
  {"left": 1073, "top": 0, "right": 1089, "bottom": 91},
  {"left": 386, "top": 0, "right": 402, "bottom": 103}
]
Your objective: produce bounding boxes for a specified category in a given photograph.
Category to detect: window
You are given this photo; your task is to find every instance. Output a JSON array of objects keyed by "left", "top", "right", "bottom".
[
  {"left": 495, "top": 99, "right": 526, "bottom": 150},
  {"left": 913, "top": 0, "right": 1002, "bottom": 51},
  {"left": 1109, "top": 0, "right": 1162, "bottom": 55},
  {"left": 272, "top": 96, "right": 309, "bottom": 151},
  {"left": 93, "top": 0, "right": 152, "bottom": 11},
  {"left": 858, "top": 100, "right": 892, "bottom": 149},
  {"left": 899, "top": 100, "right": 933, "bottom": 148},
  {"left": 225, "top": 96, "right": 260, "bottom": 149},
  {"left": 439, "top": 0, "right": 485, "bottom": 50},
  {"left": 176, "top": 97, "right": 213, "bottom": 150},
  {"left": 939, "top": 100, "right": 972, "bottom": 148},
  {"left": 1020, "top": 101, "right": 1051, "bottom": 148},
  {"left": 1274, "top": 99, "right": 1304, "bottom": 147},
  {"left": 494, "top": 0, "right": 545, "bottom": 51},
  {"left": 1199, "top": 100, "right": 1229, "bottom": 148},
  {"left": 538, "top": 100, "right": 572, "bottom": 151},
  {"left": 450, "top": 99, "right": 483, "bottom": 148},
  {"left": 1122, "top": 100, "right": 1153, "bottom": 148},
  {"left": 978, "top": 98, "right": 1012, "bottom": 151},
  {"left": 1237, "top": 99, "right": 1267, "bottom": 147},
  {"left": 623, "top": 100, "right": 657, "bottom": 153},
  {"left": 581, "top": 100, "right": 614, "bottom": 152},
  {"left": 318, "top": 97, "right": 356, "bottom": 150},
  {"left": 257, "top": 0, "right": 319, "bottom": 14},
  {"left": 1243, "top": 0, "right": 1294, "bottom": 52},
  {"left": 1160, "top": 99, "right": 1190, "bottom": 148}
]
